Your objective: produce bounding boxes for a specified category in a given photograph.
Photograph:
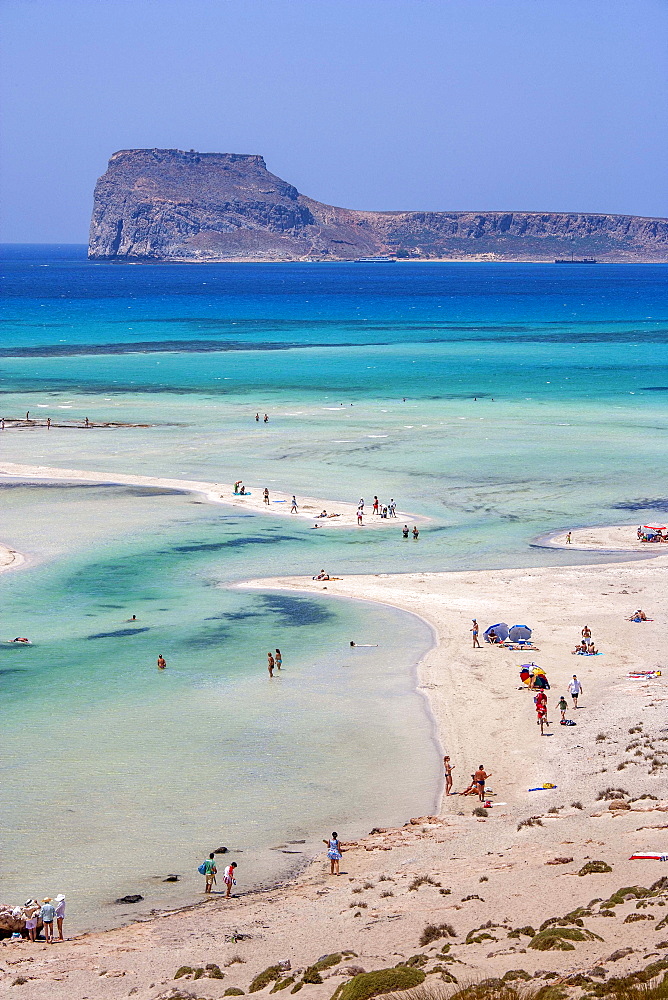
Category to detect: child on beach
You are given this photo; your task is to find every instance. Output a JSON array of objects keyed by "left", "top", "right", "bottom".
[
  {"left": 558, "top": 696, "right": 568, "bottom": 721},
  {"left": 223, "top": 862, "right": 237, "bottom": 897},
  {"left": 324, "top": 832, "right": 343, "bottom": 875}
]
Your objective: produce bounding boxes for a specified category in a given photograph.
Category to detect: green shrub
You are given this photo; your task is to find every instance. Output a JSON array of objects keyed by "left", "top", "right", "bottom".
[
  {"left": 329, "top": 966, "right": 426, "bottom": 1000},
  {"left": 419, "top": 923, "right": 457, "bottom": 946},
  {"left": 271, "top": 978, "right": 295, "bottom": 993},
  {"left": 409, "top": 875, "right": 442, "bottom": 890},
  {"left": 578, "top": 861, "right": 613, "bottom": 875},
  {"left": 507, "top": 926, "right": 536, "bottom": 939},
  {"left": 399, "top": 955, "right": 429, "bottom": 968},
  {"left": 249, "top": 965, "right": 284, "bottom": 993},
  {"left": 175, "top": 967, "right": 194, "bottom": 979},
  {"left": 502, "top": 971, "right": 532, "bottom": 982},
  {"left": 207, "top": 964, "right": 225, "bottom": 980},
  {"left": 529, "top": 927, "right": 603, "bottom": 951},
  {"left": 224, "top": 989, "right": 246, "bottom": 996},
  {"left": 302, "top": 969, "right": 324, "bottom": 985}
]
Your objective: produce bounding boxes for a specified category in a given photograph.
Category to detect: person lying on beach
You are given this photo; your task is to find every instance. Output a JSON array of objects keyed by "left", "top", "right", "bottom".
[
  {"left": 349, "top": 641, "right": 378, "bottom": 647},
  {"left": 317, "top": 510, "right": 328, "bottom": 518},
  {"left": 327, "top": 513, "right": 340, "bottom": 518}
]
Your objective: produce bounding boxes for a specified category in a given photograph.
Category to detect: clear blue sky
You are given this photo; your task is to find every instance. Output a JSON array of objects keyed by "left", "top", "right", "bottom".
[{"left": 1, "top": 0, "right": 666, "bottom": 242}]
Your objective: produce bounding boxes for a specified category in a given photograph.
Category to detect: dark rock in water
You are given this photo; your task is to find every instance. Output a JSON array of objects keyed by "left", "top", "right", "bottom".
[
  {"left": 213, "top": 846, "right": 228, "bottom": 854},
  {"left": 162, "top": 875, "right": 180, "bottom": 882},
  {"left": 115, "top": 894, "right": 144, "bottom": 904},
  {"left": 89, "top": 148, "right": 668, "bottom": 263}
]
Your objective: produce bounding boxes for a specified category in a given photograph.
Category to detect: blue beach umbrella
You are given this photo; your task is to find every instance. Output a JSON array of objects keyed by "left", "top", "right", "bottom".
[
  {"left": 484, "top": 622, "right": 509, "bottom": 642},
  {"left": 508, "top": 625, "right": 532, "bottom": 642}
]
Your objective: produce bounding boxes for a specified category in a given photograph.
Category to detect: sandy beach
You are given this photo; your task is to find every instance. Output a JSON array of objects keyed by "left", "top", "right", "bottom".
[
  {"left": 3, "top": 540, "right": 667, "bottom": 998},
  {"left": 545, "top": 525, "right": 668, "bottom": 552},
  {"left": 0, "top": 462, "right": 419, "bottom": 530}
]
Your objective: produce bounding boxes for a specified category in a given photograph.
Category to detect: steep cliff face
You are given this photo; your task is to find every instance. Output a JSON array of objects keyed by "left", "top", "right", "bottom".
[{"left": 89, "top": 149, "right": 668, "bottom": 261}]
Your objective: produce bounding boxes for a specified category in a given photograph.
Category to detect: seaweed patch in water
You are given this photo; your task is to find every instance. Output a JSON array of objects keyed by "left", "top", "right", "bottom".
[
  {"left": 612, "top": 499, "right": 668, "bottom": 512},
  {"left": 86, "top": 627, "right": 151, "bottom": 639},
  {"left": 172, "top": 534, "right": 302, "bottom": 553},
  {"left": 259, "top": 595, "right": 332, "bottom": 626}
]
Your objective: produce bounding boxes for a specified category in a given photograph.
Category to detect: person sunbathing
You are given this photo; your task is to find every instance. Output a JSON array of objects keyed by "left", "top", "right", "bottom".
[
  {"left": 587, "top": 642, "right": 598, "bottom": 654},
  {"left": 630, "top": 609, "right": 647, "bottom": 621},
  {"left": 317, "top": 510, "right": 328, "bottom": 518},
  {"left": 572, "top": 641, "right": 587, "bottom": 654},
  {"left": 460, "top": 775, "right": 479, "bottom": 795}
]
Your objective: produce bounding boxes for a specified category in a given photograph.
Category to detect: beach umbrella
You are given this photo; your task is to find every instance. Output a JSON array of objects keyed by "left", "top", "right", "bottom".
[
  {"left": 508, "top": 625, "right": 532, "bottom": 642},
  {"left": 643, "top": 526, "right": 666, "bottom": 533},
  {"left": 484, "top": 622, "right": 509, "bottom": 642}
]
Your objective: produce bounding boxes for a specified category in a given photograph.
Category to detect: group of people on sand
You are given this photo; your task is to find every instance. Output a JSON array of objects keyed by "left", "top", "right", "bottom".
[
  {"left": 267, "top": 649, "right": 282, "bottom": 677},
  {"left": 201, "top": 855, "right": 238, "bottom": 897},
  {"left": 572, "top": 624, "right": 598, "bottom": 655},
  {"left": 637, "top": 526, "right": 667, "bottom": 543},
  {"left": 443, "top": 757, "right": 491, "bottom": 801},
  {"left": 3, "top": 895, "right": 66, "bottom": 943}
]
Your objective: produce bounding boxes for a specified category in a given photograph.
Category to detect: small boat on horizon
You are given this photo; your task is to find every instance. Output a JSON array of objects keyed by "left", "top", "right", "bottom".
[{"left": 554, "top": 251, "right": 597, "bottom": 263}]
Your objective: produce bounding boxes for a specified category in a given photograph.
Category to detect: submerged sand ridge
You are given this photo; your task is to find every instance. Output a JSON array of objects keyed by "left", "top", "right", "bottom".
[{"left": 0, "top": 462, "right": 420, "bottom": 529}]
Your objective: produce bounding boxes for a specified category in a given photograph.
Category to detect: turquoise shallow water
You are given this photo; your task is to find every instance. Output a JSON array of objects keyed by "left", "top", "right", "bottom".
[{"left": 0, "top": 247, "right": 667, "bottom": 929}]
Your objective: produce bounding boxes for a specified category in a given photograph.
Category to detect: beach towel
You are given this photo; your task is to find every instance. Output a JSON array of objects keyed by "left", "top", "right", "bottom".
[
  {"left": 630, "top": 853, "right": 668, "bottom": 862},
  {"left": 528, "top": 783, "right": 557, "bottom": 791}
]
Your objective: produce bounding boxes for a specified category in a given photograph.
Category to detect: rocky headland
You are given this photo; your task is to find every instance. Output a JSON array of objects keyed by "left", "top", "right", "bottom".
[{"left": 89, "top": 149, "right": 668, "bottom": 262}]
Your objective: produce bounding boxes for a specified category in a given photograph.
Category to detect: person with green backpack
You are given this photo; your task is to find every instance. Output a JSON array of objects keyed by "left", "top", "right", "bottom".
[{"left": 198, "top": 853, "right": 217, "bottom": 893}]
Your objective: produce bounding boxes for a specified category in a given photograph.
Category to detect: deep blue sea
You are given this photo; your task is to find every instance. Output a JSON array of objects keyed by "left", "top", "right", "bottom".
[{"left": 0, "top": 245, "right": 666, "bottom": 929}]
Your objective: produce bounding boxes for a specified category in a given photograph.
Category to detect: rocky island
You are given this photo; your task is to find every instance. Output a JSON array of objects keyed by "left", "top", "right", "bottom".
[{"left": 89, "top": 148, "right": 668, "bottom": 262}]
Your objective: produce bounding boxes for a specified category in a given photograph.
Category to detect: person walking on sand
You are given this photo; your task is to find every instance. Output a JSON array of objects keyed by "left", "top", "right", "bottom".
[
  {"left": 263, "top": 488, "right": 270, "bottom": 505},
  {"left": 223, "top": 861, "right": 237, "bottom": 897},
  {"left": 203, "top": 853, "right": 217, "bottom": 893},
  {"left": 581, "top": 625, "right": 591, "bottom": 640},
  {"left": 471, "top": 619, "right": 481, "bottom": 648},
  {"left": 357, "top": 508, "right": 363, "bottom": 525},
  {"left": 47, "top": 417, "right": 51, "bottom": 430},
  {"left": 412, "top": 526, "right": 419, "bottom": 540},
  {"left": 40, "top": 898, "right": 56, "bottom": 943},
  {"left": 474, "top": 765, "right": 491, "bottom": 801},
  {"left": 157, "top": 654, "right": 166, "bottom": 670},
  {"left": 566, "top": 531, "right": 572, "bottom": 544},
  {"left": 267, "top": 652, "right": 275, "bottom": 677},
  {"left": 324, "top": 831, "right": 343, "bottom": 875},
  {"left": 568, "top": 674, "right": 582, "bottom": 708},
  {"left": 291, "top": 496, "right": 298, "bottom": 513},
  {"left": 444, "top": 756, "right": 454, "bottom": 795},
  {"left": 275, "top": 648, "right": 282, "bottom": 670},
  {"left": 535, "top": 689, "right": 549, "bottom": 735},
  {"left": 558, "top": 695, "right": 568, "bottom": 722},
  {"left": 373, "top": 496, "right": 379, "bottom": 515}
]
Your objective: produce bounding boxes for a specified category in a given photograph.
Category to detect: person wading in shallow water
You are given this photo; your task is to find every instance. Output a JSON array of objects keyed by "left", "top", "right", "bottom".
[
  {"left": 223, "top": 861, "right": 237, "bottom": 897},
  {"left": 157, "top": 654, "right": 166, "bottom": 670},
  {"left": 267, "top": 652, "right": 275, "bottom": 677},
  {"left": 274, "top": 649, "right": 282, "bottom": 670}
]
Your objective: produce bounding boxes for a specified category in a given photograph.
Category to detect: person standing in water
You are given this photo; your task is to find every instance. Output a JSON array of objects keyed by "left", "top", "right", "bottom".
[
  {"left": 402, "top": 524, "right": 409, "bottom": 538},
  {"left": 263, "top": 413, "right": 269, "bottom": 423},
  {"left": 255, "top": 413, "right": 260, "bottom": 422},
  {"left": 267, "top": 652, "right": 275, "bottom": 677},
  {"left": 203, "top": 853, "right": 217, "bottom": 893},
  {"left": 324, "top": 831, "right": 343, "bottom": 875},
  {"left": 274, "top": 648, "right": 282, "bottom": 670},
  {"left": 157, "top": 654, "right": 166, "bottom": 670},
  {"left": 443, "top": 756, "right": 454, "bottom": 795},
  {"left": 412, "top": 526, "right": 419, "bottom": 540},
  {"left": 223, "top": 861, "right": 237, "bottom": 898}
]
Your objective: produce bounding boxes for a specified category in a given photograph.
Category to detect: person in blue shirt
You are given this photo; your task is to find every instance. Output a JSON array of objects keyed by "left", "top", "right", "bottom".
[{"left": 40, "top": 898, "right": 56, "bottom": 942}]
